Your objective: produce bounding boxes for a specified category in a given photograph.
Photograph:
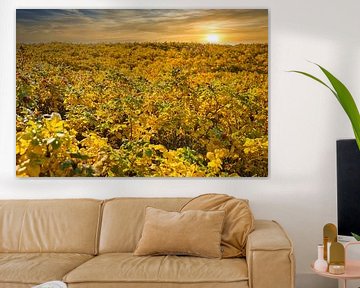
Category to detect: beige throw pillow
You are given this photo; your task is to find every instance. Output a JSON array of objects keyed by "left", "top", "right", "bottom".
[
  {"left": 181, "top": 193, "right": 255, "bottom": 258},
  {"left": 134, "top": 207, "right": 225, "bottom": 258}
]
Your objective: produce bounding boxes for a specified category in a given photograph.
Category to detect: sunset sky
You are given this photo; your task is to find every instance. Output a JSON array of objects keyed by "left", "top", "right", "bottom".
[{"left": 16, "top": 9, "right": 268, "bottom": 44}]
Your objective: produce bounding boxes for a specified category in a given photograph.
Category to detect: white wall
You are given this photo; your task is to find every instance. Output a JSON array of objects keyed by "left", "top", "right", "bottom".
[{"left": 1, "top": 0, "right": 360, "bottom": 287}]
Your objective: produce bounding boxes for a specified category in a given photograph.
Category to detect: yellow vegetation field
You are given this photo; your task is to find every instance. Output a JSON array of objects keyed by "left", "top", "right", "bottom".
[{"left": 16, "top": 42, "right": 268, "bottom": 177}]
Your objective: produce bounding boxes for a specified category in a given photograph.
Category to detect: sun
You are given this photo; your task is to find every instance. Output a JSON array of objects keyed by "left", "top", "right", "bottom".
[{"left": 206, "top": 34, "right": 219, "bottom": 43}]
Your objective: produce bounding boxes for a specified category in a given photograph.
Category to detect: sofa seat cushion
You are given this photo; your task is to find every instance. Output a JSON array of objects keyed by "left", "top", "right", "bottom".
[
  {"left": 64, "top": 253, "right": 248, "bottom": 285},
  {"left": 0, "top": 253, "right": 93, "bottom": 285}
]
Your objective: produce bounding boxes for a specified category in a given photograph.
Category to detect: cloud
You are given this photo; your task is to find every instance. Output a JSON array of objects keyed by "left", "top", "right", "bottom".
[{"left": 16, "top": 9, "right": 268, "bottom": 44}]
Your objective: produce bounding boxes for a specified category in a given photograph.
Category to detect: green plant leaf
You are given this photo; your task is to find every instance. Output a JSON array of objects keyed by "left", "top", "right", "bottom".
[
  {"left": 316, "top": 65, "right": 360, "bottom": 142},
  {"left": 351, "top": 232, "right": 360, "bottom": 241},
  {"left": 290, "top": 64, "right": 360, "bottom": 150},
  {"left": 288, "top": 70, "right": 337, "bottom": 98}
]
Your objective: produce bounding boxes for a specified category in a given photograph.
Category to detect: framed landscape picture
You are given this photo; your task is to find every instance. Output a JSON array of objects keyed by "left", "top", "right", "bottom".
[{"left": 16, "top": 9, "right": 268, "bottom": 177}]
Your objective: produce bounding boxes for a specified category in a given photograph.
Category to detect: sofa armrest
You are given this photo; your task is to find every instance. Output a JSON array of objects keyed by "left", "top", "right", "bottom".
[{"left": 246, "top": 220, "right": 295, "bottom": 288}]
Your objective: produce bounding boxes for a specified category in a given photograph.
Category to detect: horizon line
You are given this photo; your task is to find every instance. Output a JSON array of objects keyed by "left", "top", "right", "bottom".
[{"left": 16, "top": 41, "right": 268, "bottom": 45}]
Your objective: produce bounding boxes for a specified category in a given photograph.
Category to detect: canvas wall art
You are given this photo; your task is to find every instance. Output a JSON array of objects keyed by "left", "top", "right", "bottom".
[{"left": 16, "top": 9, "right": 268, "bottom": 177}]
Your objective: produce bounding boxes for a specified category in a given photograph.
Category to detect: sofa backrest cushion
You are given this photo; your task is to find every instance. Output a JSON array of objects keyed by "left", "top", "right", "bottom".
[
  {"left": 0, "top": 199, "right": 102, "bottom": 254},
  {"left": 99, "top": 198, "right": 189, "bottom": 253},
  {"left": 181, "top": 194, "right": 254, "bottom": 258}
]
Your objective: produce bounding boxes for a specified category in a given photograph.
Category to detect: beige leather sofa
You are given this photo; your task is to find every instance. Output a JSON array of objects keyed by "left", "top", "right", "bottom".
[{"left": 0, "top": 198, "right": 295, "bottom": 288}]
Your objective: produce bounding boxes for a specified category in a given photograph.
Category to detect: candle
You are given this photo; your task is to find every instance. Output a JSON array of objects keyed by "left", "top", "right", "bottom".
[{"left": 328, "top": 264, "right": 345, "bottom": 275}]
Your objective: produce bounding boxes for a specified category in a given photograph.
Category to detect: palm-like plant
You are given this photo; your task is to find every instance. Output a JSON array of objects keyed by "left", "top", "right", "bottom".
[
  {"left": 290, "top": 63, "right": 360, "bottom": 150},
  {"left": 291, "top": 63, "right": 360, "bottom": 241}
]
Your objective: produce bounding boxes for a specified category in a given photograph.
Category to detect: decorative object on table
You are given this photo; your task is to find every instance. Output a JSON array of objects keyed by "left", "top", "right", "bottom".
[
  {"left": 312, "top": 238, "right": 360, "bottom": 288},
  {"left": 16, "top": 9, "right": 269, "bottom": 177},
  {"left": 314, "top": 244, "right": 328, "bottom": 272},
  {"left": 323, "top": 223, "right": 337, "bottom": 262},
  {"left": 329, "top": 242, "right": 345, "bottom": 275},
  {"left": 328, "top": 264, "right": 345, "bottom": 275},
  {"left": 32, "top": 281, "right": 67, "bottom": 288},
  {"left": 319, "top": 223, "right": 345, "bottom": 275}
]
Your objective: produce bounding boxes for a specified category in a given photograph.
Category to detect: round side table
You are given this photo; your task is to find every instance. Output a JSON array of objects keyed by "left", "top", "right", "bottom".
[{"left": 311, "top": 242, "right": 360, "bottom": 288}]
